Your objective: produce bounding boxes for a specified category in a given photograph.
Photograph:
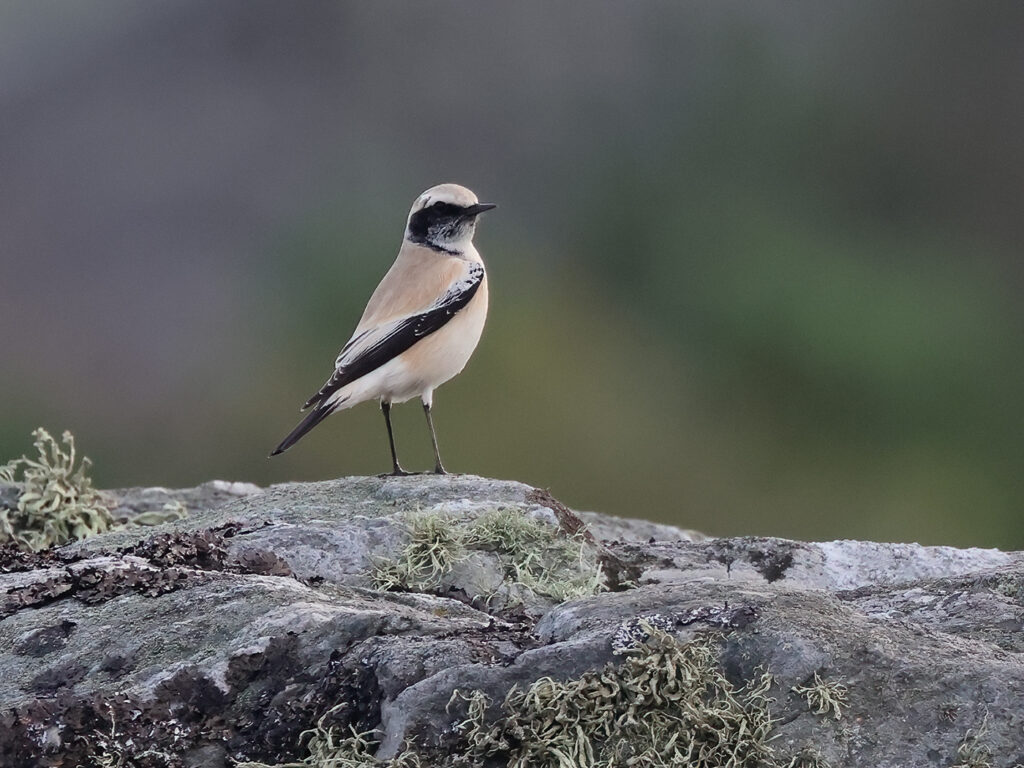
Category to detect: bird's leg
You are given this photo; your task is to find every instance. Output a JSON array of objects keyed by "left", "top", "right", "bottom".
[
  {"left": 422, "top": 401, "right": 447, "bottom": 475},
  {"left": 381, "top": 401, "right": 411, "bottom": 476}
]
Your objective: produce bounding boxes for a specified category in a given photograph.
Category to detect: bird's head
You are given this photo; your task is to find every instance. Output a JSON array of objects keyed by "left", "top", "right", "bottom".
[{"left": 405, "top": 183, "right": 496, "bottom": 253}]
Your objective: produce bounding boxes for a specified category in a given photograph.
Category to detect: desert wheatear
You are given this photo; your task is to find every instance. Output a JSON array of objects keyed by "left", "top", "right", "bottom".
[{"left": 271, "top": 183, "right": 495, "bottom": 474}]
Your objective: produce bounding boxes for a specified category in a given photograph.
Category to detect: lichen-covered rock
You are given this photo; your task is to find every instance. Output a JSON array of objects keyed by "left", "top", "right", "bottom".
[{"left": 1, "top": 476, "right": 1023, "bottom": 767}]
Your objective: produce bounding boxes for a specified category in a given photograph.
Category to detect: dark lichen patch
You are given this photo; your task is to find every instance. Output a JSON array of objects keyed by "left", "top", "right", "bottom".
[
  {"left": 233, "top": 549, "right": 295, "bottom": 578},
  {"left": 1, "top": 573, "right": 75, "bottom": 619},
  {"left": 99, "top": 650, "right": 136, "bottom": 678},
  {"left": 232, "top": 647, "right": 384, "bottom": 764},
  {"left": 705, "top": 538, "right": 797, "bottom": 583},
  {"left": 2, "top": 524, "right": 298, "bottom": 622},
  {"left": 749, "top": 547, "right": 795, "bottom": 583},
  {"left": 74, "top": 562, "right": 200, "bottom": 604},
  {"left": 29, "top": 693, "right": 198, "bottom": 768},
  {"left": 2, "top": 561, "right": 207, "bottom": 620},
  {"left": 124, "top": 527, "right": 236, "bottom": 569},
  {"left": 156, "top": 669, "right": 230, "bottom": 720},
  {"left": 225, "top": 635, "right": 300, "bottom": 693},
  {"left": 122, "top": 523, "right": 293, "bottom": 578},
  {"left": 3, "top": 645, "right": 369, "bottom": 768},
  {"left": 13, "top": 619, "right": 76, "bottom": 657},
  {"left": 436, "top": 616, "right": 541, "bottom": 666},
  {"left": 679, "top": 602, "right": 759, "bottom": 629},
  {"left": 0, "top": 541, "right": 84, "bottom": 574},
  {"left": 29, "top": 659, "right": 87, "bottom": 693}
]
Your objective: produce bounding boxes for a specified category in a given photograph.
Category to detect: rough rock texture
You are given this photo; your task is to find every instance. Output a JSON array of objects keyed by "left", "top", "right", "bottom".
[{"left": 2, "top": 475, "right": 1024, "bottom": 767}]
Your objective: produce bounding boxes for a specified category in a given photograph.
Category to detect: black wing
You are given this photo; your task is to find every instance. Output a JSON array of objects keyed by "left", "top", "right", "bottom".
[{"left": 270, "top": 263, "right": 484, "bottom": 456}]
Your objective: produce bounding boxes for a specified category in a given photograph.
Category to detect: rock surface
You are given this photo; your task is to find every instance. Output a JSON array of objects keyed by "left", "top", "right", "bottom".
[{"left": 2, "top": 475, "right": 1023, "bottom": 767}]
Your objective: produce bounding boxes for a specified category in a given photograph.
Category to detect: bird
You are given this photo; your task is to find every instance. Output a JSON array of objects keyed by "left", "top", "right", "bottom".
[{"left": 270, "top": 183, "right": 495, "bottom": 475}]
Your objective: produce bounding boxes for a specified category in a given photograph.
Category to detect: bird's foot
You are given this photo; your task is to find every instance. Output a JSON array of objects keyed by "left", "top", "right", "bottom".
[
  {"left": 432, "top": 464, "right": 449, "bottom": 475},
  {"left": 380, "top": 466, "right": 414, "bottom": 477}
]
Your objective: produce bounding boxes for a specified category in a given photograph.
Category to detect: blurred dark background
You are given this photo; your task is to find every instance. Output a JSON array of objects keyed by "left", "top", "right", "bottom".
[{"left": 2, "top": 1, "right": 1022, "bottom": 547}]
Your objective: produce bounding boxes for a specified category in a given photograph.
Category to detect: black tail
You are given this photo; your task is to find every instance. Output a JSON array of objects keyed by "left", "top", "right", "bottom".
[{"left": 269, "top": 404, "right": 333, "bottom": 456}]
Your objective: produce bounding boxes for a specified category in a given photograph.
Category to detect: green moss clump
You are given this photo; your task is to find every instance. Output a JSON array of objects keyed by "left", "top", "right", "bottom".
[
  {"left": 0, "top": 428, "right": 112, "bottom": 551},
  {"left": 791, "top": 672, "right": 848, "bottom": 720},
  {"left": 450, "top": 628, "right": 777, "bottom": 768}
]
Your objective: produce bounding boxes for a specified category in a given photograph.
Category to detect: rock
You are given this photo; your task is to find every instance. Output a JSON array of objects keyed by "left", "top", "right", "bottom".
[
  {"left": 575, "top": 508, "right": 709, "bottom": 543},
  {"left": 1, "top": 476, "right": 1023, "bottom": 767}
]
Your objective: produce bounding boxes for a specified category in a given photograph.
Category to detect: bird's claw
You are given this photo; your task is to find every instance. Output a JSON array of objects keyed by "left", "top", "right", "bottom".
[{"left": 380, "top": 467, "right": 414, "bottom": 478}]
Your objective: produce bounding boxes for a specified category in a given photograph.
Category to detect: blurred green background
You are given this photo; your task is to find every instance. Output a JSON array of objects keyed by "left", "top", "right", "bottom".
[{"left": 1, "top": 2, "right": 1022, "bottom": 547}]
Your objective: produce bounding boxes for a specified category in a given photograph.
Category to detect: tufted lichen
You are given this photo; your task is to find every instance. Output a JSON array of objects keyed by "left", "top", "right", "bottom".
[
  {"left": 235, "top": 628, "right": 789, "bottom": 768},
  {"left": 949, "top": 716, "right": 993, "bottom": 768},
  {"left": 791, "top": 672, "right": 848, "bottom": 720},
  {"left": 448, "top": 627, "right": 778, "bottom": 768},
  {"left": 370, "top": 511, "right": 463, "bottom": 593},
  {"left": 465, "top": 507, "right": 605, "bottom": 603},
  {"left": 0, "top": 428, "right": 113, "bottom": 551},
  {"left": 370, "top": 508, "right": 605, "bottom": 604}
]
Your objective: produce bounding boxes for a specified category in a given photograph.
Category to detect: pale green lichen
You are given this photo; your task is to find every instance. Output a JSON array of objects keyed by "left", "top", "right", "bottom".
[
  {"left": 462, "top": 507, "right": 552, "bottom": 556},
  {"left": 449, "top": 627, "right": 778, "bottom": 768},
  {"left": 466, "top": 508, "right": 605, "bottom": 603},
  {"left": 950, "top": 716, "right": 993, "bottom": 768},
  {"left": 0, "top": 428, "right": 113, "bottom": 551},
  {"left": 370, "top": 511, "right": 463, "bottom": 592},
  {"left": 784, "top": 748, "right": 833, "bottom": 768},
  {"left": 370, "top": 508, "right": 605, "bottom": 604},
  {"left": 131, "top": 499, "right": 190, "bottom": 527},
  {"left": 235, "top": 628, "right": 852, "bottom": 768},
  {"left": 791, "top": 672, "right": 848, "bottom": 720}
]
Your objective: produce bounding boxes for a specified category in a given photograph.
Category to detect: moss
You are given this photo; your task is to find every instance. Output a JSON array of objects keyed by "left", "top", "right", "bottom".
[
  {"left": 370, "top": 508, "right": 605, "bottom": 604},
  {"left": 791, "top": 672, "right": 848, "bottom": 720},
  {"left": 0, "top": 428, "right": 113, "bottom": 551},
  {"left": 449, "top": 627, "right": 778, "bottom": 768}
]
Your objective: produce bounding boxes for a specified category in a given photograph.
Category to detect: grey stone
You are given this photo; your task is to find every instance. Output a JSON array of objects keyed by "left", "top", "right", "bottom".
[{"left": 1, "top": 476, "right": 1023, "bottom": 767}]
